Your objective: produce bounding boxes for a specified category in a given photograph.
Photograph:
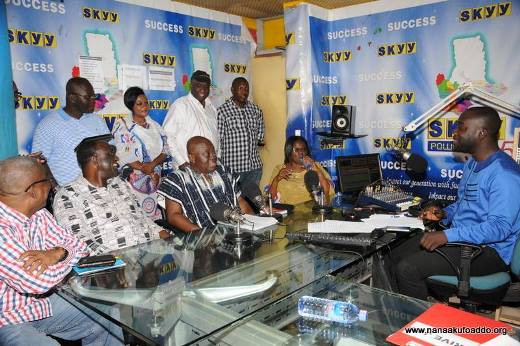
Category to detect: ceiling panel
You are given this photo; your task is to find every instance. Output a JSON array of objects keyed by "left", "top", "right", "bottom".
[{"left": 172, "top": 0, "right": 375, "bottom": 19}]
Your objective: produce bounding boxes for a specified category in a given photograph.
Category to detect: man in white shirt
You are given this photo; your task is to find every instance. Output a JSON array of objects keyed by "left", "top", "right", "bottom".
[{"left": 162, "top": 70, "right": 219, "bottom": 167}]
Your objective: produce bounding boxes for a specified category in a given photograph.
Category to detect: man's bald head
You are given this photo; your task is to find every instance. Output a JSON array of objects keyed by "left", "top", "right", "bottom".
[
  {"left": 186, "top": 136, "right": 217, "bottom": 174},
  {"left": 66, "top": 77, "right": 91, "bottom": 95},
  {"left": 462, "top": 106, "right": 502, "bottom": 141},
  {"left": 187, "top": 136, "right": 213, "bottom": 155},
  {"left": 0, "top": 156, "right": 46, "bottom": 195}
]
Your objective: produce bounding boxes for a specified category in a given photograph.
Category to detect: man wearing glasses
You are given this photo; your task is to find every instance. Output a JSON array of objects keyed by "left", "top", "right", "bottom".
[
  {"left": 0, "top": 156, "right": 124, "bottom": 345},
  {"left": 32, "top": 77, "right": 109, "bottom": 186}
]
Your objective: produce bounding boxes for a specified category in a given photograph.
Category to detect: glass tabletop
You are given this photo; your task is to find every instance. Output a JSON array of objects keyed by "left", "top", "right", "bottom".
[
  {"left": 60, "top": 202, "right": 389, "bottom": 345},
  {"left": 61, "top": 202, "right": 410, "bottom": 345},
  {"left": 196, "top": 275, "right": 432, "bottom": 345}
]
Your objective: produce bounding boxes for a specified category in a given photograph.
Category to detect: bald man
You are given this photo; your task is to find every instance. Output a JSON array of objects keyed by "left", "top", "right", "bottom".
[
  {"left": 394, "top": 106, "right": 520, "bottom": 301},
  {"left": 32, "top": 77, "right": 109, "bottom": 185},
  {"left": 0, "top": 156, "right": 123, "bottom": 345},
  {"left": 159, "top": 136, "right": 252, "bottom": 232}
]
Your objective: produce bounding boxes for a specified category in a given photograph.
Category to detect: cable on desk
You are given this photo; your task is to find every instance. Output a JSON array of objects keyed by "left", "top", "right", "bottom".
[{"left": 327, "top": 249, "right": 365, "bottom": 270}]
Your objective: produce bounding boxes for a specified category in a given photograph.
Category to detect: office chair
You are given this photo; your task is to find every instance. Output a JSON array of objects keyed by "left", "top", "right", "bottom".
[{"left": 426, "top": 239, "right": 520, "bottom": 319}]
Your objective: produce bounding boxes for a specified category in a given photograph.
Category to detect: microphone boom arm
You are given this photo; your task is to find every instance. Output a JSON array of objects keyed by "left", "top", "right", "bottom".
[{"left": 403, "top": 83, "right": 520, "bottom": 133}]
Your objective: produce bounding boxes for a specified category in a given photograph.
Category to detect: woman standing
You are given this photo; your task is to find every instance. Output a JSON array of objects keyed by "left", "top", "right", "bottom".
[{"left": 112, "top": 87, "right": 170, "bottom": 219}]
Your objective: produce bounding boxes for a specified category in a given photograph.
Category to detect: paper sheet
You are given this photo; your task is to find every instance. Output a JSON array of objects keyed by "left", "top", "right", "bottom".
[
  {"left": 362, "top": 214, "right": 424, "bottom": 230},
  {"left": 308, "top": 220, "right": 374, "bottom": 234},
  {"left": 217, "top": 214, "right": 278, "bottom": 233}
]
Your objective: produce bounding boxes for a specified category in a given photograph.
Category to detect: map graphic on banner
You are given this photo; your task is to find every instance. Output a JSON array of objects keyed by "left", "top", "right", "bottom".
[
  {"left": 6, "top": 0, "right": 252, "bottom": 161},
  {"left": 284, "top": 0, "right": 520, "bottom": 201}
]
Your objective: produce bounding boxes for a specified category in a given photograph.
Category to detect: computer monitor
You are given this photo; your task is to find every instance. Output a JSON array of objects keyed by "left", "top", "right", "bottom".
[{"left": 335, "top": 153, "right": 382, "bottom": 199}]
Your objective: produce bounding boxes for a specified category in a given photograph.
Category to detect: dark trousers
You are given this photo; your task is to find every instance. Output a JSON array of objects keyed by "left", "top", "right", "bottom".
[{"left": 392, "top": 234, "right": 507, "bottom": 301}]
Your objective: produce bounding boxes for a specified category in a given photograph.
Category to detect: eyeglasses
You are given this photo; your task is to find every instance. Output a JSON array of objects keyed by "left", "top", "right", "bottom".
[
  {"left": 71, "top": 92, "right": 96, "bottom": 100},
  {"left": 23, "top": 178, "right": 56, "bottom": 192}
]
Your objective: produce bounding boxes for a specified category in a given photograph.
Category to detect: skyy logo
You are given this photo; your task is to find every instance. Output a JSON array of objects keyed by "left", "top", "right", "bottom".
[
  {"left": 8, "top": 28, "right": 57, "bottom": 48},
  {"left": 224, "top": 63, "right": 247, "bottom": 74},
  {"left": 376, "top": 92, "right": 415, "bottom": 104},
  {"left": 373, "top": 137, "right": 412, "bottom": 150},
  {"left": 321, "top": 95, "right": 348, "bottom": 106},
  {"left": 460, "top": 2, "right": 512, "bottom": 22},
  {"left": 17, "top": 96, "right": 60, "bottom": 110},
  {"left": 286, "top": 78, "right": 300, "bottom": 90},
  {"left": 378, "top": 41, "right": 416, "bottom": 56},
  {"left": 188, "top": 26, "right": 216, "bottom": 40},
  {"left": 143, "top": 53, "right": 176, "bottom": 67},
  {"left": 148, "top": 100, "right": 169, "bottom": 110},
  {"left": 82, "top": 7, "right": 120, "bottom": 23},
  {"left": 322, "top": 50, "right": 352, "bottom": 63},
  {"left": 285, "top": 32, "right": 295, "bottom": 45}
]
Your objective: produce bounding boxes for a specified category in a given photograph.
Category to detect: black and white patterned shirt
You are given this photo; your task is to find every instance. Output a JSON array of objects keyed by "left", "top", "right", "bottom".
[
  {"left": 158, "top": 162, "right": 240, "bottom": 229},
  {"left": 53, "top": 176, "right": 163, "bottom": 255},
  {"left": 217, "top": 98, "right": 265, "bottom": 173}
]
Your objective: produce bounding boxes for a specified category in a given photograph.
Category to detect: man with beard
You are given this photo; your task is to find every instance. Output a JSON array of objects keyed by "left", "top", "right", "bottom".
[
  {"left": 53, "top": 138, "right": 171, "bottom": 255},
  {"left": 32, "top": 77, "right": 109, "bottom": 185},
  {"left": 395, "top": 106, "right": 520, "bottom": 300}
]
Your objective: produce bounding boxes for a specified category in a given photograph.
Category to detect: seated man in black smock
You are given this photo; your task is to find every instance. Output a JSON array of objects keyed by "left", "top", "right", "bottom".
[{"left": 158, "top": 136, "right": 253, "bottom": 232}]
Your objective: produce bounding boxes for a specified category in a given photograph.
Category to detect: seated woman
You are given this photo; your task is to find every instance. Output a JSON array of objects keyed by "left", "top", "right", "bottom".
[
  {"left": 269, "top": 136, "right": 334, "bottom": 205},
  {"left": 158, "top": 136, "right": 253, "bottom": 232},
  {"left": 112, "top": 86, "right": 170, "bottom": 220}
]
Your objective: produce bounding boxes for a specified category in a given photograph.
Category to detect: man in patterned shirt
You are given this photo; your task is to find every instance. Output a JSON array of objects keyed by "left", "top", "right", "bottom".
[
  {"left": 0, "top": 156, "right": 124, "bottom": 345},
  {"left": 217, "top": 77, "right": 265, "bottom": 187},
  {"left": 159, "top": 136, "right": 253, "bottom": 232},
  {"left": 32, "top": 77, "right": 109, "bottom": 185},
  {"left": 53, "top": 138, "right": 172, "bottom": 255}
]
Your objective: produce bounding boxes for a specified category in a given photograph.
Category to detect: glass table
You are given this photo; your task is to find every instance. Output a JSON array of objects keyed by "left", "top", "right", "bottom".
[
  {"left": 59, "top": 202, "right": 414, "bottom": 345},
  {"left": 195, "top": 275, "right": 432, "bottom": 345}
]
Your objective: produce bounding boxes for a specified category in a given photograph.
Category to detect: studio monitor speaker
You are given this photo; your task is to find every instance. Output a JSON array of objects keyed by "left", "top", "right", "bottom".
[{"left": 331, "top": 105, "right": 357, "bottom": 136}]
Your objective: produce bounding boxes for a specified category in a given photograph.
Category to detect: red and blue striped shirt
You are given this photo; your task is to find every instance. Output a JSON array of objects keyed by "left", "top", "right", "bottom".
[{"left": 0, "top": 201, "right": 88, "bottom": 326}]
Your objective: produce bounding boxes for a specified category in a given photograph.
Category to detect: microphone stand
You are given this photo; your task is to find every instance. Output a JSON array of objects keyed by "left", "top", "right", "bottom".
[
  {"left": 224, "top": 209, "right": 252, "bottom": 247},
  {"left": 312, "top": 185, "right": 333, "bottom": 216}
]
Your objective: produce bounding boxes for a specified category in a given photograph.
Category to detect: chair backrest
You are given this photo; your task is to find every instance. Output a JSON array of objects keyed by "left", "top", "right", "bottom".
[{"left": 510, "top": 236, "right": 520, "bottom": 277}]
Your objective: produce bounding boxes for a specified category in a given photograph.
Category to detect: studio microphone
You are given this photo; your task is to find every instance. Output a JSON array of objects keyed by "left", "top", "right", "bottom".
[
  {"left": 392, "top": 146, "right": 428, "bottom": 175},
  {"left": 304, "top": 170, "right": 332, "bottom": 214},
  {"left": 304, "top": 170, "right": 321, "bottom": 203},
  {"left": 209, "top": 202, "right": 244, "bottom": 223},
  {"left": 241, "top": 183, "right": 269, "bottom": 215},
  {"left": 242, "top": 183, "right": 283, "bottom": 222}
]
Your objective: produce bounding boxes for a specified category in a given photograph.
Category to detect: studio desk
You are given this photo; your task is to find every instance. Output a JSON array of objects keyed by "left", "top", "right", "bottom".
[{"left": 59, "top": 202, "right": 431, "bottom": 345}]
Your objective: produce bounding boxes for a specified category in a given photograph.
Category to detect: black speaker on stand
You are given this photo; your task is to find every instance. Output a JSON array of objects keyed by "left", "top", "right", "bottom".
[{"left": 331, "top": 105, "right": 357, "bottom": 136}]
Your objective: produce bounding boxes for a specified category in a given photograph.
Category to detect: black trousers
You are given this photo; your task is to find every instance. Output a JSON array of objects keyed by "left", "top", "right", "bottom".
[{"left": 391, "top": 233, "right": 507, "bottom": 301}]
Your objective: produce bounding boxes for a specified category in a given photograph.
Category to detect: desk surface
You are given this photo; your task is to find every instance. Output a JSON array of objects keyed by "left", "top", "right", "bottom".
[
  {"left": 60, "top": 202, "right": 415, "bottom": 345},
  {"left": 197, "top": 275, "right": 432, "bottom": 345}
]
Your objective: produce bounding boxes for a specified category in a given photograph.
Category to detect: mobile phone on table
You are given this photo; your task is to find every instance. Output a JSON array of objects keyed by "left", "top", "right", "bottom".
[{"left": 77, "top": 255, "right": 116, "bottom": 268}]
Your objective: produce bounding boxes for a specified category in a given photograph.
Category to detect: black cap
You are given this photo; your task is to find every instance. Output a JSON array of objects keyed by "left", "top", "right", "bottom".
[
  {"left": 74, "top": 134, "right": 113, "bottom": 152},
  {"left": 191, "top": 70, "right": 211, "bottom": 84}
]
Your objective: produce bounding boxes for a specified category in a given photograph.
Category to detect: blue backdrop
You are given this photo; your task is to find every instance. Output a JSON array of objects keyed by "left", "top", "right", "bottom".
[
  {"left": 285, "top": 0, "right": 520, "bottom": 201},
  {"left": 6, "top": 0, "right": 252, "bottom": 160}
]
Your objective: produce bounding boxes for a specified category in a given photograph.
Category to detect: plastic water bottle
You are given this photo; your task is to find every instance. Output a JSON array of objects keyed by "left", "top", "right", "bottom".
[
  {"left": 333, "top": 192, "right": 344, "bottom": 208},
  {"left": 297, "top": 296, "right": 367, "bottom": 325}
]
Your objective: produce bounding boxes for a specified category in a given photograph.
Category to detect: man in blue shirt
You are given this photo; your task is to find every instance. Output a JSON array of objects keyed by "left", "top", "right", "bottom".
[
  {"left": 396, "top": 106, "right": 520, "bottom": 300},
  {"left": 32, "top": 77, "right": 109, "bottom": 185}
]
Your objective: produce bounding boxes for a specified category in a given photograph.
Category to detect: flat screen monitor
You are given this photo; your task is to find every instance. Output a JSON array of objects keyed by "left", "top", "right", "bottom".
[{"left": 335, "top": 153, "right": 382, "bottom": 198}]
